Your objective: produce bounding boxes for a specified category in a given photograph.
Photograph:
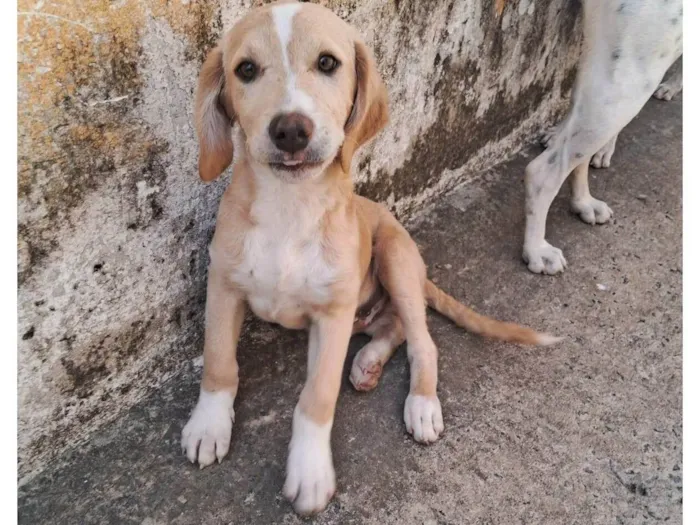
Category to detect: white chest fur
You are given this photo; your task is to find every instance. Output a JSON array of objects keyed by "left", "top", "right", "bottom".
[{"left": 229, "top": 175, "right": 339, "bottom": 326}]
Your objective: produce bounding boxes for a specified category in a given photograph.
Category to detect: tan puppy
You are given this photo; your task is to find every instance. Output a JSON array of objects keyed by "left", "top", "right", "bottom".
[{"left": 182, "top": 1, "right": 558, "bottom": 515}]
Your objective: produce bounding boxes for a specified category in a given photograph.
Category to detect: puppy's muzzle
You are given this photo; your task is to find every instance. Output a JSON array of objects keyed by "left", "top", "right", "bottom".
[{"left": 269, "top": 112, "right": 315, "bottom": 155}]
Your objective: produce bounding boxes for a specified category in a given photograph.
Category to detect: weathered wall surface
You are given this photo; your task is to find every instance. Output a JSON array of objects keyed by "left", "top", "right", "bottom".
[{"left": 17, "top": 0, "right": 581, "bottom": 483}]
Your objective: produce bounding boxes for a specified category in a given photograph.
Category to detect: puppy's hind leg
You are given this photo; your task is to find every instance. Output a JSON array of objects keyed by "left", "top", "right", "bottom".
[
  {"left": 350, "top": 308, "right": 404, "bottom": 392},
  {"left": 374, "top": 215, "right": 443, "bottom": 444}
]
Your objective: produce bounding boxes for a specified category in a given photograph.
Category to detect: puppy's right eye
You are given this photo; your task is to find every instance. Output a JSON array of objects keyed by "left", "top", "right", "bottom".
[
  {"left": 318, "top": 54, "right": 339, "bottom": 74},
  {"left": 235, "top": 61, "right": 258, "bottom": 83}
]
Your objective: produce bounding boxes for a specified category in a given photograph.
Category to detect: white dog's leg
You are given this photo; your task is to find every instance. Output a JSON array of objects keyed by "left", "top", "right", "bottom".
[
  {"left": 569, "top": 160, "right": 613, "bottom": 225},
  {"left": 523, "top": 0, "right": 682, "bottom": 275},
  {"left": 523, "top": 145, "right": 574, "bottom": 275},
  {"left": 524, "top": 119, "right": 632, "bottom": 275},
  {"left": 547, "top": 126, "right": 617, "bottom": 170},
  {"left": 590, "top": 134, "right": 617, "bottom": 169},
  {"left": 654, "top": 57, "right": 683, "bottom": 101}
]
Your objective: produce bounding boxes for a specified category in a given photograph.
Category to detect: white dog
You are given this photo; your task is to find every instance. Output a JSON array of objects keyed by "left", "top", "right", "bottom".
[{"left": 523, "top": 0, "right": 682, "bottom": 275}]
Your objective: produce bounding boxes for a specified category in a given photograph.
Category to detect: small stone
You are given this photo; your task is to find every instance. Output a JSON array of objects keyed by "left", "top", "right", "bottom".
[
  {"left": 444, "top": 264, "right": 452, "bottom": 270},
  {"left": 596, "top": 283, "right": 608, "bottom": 291},
  {"left": 177, "top": 495, "right": 187, "bottom": 504},
  {"left": 637, "top": 194, "right": 648, "bottom": 202}
]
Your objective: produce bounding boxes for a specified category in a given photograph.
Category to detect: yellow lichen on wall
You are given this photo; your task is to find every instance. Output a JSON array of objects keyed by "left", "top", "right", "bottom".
[
  {"left": 17, "top": 0, "right": 223, "bottom": 284},
  {"left": 18, "top": 0, "right": 227, "bottom": 481},
  {"left": 18, "top": 0, "right": 144, "bottom": 201},
  {"left": 17, "top": 0, "right": 142, "bottom": 132},
  {"left": 17, "top": 0, "right": 220, "bottom": 178},
  {"left": 17, "top": 0, "right": 220, "bottom": 110},
  {"left": 147, "top": 0, "right": 220, "bottom": 60}
]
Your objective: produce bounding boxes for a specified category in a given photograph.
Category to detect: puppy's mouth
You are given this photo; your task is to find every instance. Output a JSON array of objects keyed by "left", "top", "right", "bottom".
[
  {"left": 268, "top": 153, "right": 324, "bottom": 173},
  {"left": 269, "top": 159, "right": 323, "bottom": 172}
]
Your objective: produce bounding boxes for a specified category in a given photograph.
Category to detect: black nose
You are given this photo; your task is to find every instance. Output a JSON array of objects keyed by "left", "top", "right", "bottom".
[{"left": 268, "top": 112, "right": 314, "bottom": 154}]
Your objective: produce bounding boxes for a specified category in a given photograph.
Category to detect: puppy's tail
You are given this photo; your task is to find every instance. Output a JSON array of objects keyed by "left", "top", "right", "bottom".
[{"left": 424, "top": 280, "right": 561, "bottom": 346}]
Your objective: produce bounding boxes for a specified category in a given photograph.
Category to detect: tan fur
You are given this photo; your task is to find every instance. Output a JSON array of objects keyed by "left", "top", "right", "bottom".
[
  {"left": 340, "top": 41, "right": 389, "bottom": 172},
  {"left": 495, "top": 0, "right": 507, "bottom": 18},
  {"left": 194, "top": 45, "right": 233, "bottom": 181},
  {"left": 424, "top": 280, "right": 557, "bottom": 346},
  {"left": 183, "top": 1, "right": 559, "bottom": 515}
]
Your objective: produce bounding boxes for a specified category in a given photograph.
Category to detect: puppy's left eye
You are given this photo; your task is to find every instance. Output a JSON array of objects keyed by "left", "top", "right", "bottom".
[
  {"left": 235, "top": 60, "right": 258, "bottom": 83},
  {"left": 317, "top": 54, "right": 339, "bottom": 74}
]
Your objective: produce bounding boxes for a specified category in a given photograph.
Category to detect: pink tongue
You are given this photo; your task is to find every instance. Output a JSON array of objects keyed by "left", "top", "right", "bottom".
[{"left": 283, "top": 151, "right": 306, "bottom": 163}]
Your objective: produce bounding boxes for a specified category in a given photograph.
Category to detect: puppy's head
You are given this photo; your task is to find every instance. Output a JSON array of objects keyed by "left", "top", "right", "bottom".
[{"left": 195, "top": 0, "right": 388, "bottom": 182}]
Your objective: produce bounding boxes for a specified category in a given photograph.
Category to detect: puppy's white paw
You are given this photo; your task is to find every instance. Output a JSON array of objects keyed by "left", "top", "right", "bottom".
[
  {"left": 350, "top": 345, "right": 384, "bottom": 392},
  {"left": 571, "top": 197, "right": 613, "bottom": 225},
  {"left": 283, "top": 408, "right": 336, "bottom": 516},
  {"left": 653, "top": 82, "right": 681, "bottom": 101},
  {"left": 523, "top": 242, "right": 568, "bottom": 275},
  {"left": 181, "top": 389, "right": 235, "bottom": 468},
  {"left": 404, "top": 394, "right": 444, "bottom": 444},
  {"left": 590, "top": 144, "right": 615, "bottom": 169}
]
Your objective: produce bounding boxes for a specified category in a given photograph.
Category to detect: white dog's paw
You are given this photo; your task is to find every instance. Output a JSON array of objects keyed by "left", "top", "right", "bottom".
[
  {"left": 523, "top": 242, "right": 568, "bottom": 275},
  {"left": 571, "top": 196, "right": 613, "bottom": 225},
  {"left": 404, "top": 394, "right": 444, "bottom": 444},
  {"left": 590, "top": 143, "right": 615, "bottom": 169},
  {"left": 181, "top": 389, "right": 235, "bottom": 468},
  {"left": 349, "top": 345, "right": 384, "bottom": 392},
  {"left": 540, "top": 125, "right": 559, "bottom": 149},
  {"left": 653, "top": 82, "right": 681, "bottom": 101},
  {"left": 283, "top": 408, "right": 336, "bottom": 516}
]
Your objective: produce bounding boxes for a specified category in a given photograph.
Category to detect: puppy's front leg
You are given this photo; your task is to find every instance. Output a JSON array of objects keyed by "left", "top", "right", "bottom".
[
  {"left": 284, "top": 306, "right": 355, "bottom": 516},
  {"left": 182, "top": 267, "right": 246, "bottom": 468}
]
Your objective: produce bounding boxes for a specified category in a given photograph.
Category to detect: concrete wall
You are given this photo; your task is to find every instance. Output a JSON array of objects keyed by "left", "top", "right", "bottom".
[{"left": 17, "top": 0, "right": 582, "bottom": 484}]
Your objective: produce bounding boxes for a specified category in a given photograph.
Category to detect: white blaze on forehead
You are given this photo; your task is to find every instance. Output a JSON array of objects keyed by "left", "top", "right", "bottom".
[
  {"left": 272, "top": 3, "right": 300, "bottom": 53},
  {"left": 272, "top": 3, "right": 314, "bottom": 113}
]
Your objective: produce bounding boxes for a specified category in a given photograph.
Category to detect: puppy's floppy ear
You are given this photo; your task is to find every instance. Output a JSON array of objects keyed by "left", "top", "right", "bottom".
[
  {"left": 340, "top": 40, "right": 389, "bottom": 173},
  {"left": 195, "top": 45, "right": 235, "bottom": 182}
]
